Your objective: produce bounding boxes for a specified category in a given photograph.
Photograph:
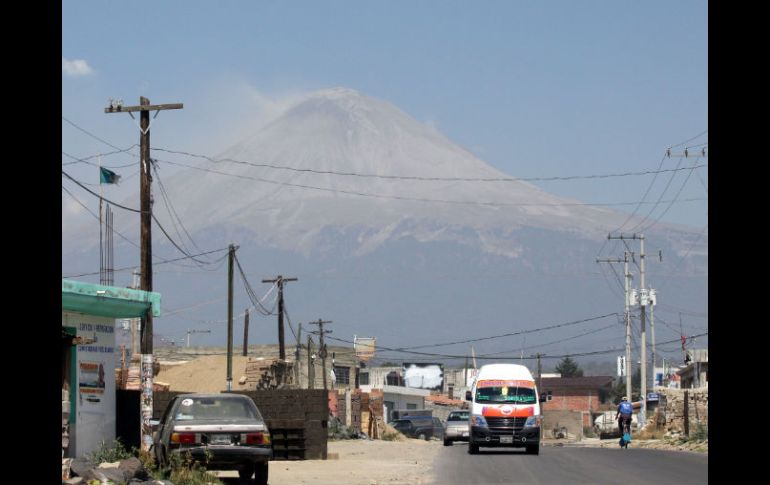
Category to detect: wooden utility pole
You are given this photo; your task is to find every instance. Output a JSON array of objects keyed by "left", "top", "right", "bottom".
[
  {"left": 261, "top": 275, "right": 297, "bottom": 360},
  {"left": 307, "top": 335, "right": 314, "bottom": 389},
  {"left": 536, "top": 353, "right": 542, "bottom": 397},
  {"left": 309, "top": 319, "right": 332, "bottom": 390},
  {"left": 294, "top": 323, "right": 303, "bottom": 386},
  {"left": 227, "top": 244, "right": 235, "bottom": 391},
  {"left": 105, "top": 96, "right": 182, "bottom": 452},
  {"left": 242, "top": 309, "right": 250, "bottom": 356}
]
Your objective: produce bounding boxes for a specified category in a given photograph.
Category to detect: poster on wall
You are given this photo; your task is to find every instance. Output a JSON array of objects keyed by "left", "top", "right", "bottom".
[{"left": 79, "top": 361, "right": 106, "bottom": 406}]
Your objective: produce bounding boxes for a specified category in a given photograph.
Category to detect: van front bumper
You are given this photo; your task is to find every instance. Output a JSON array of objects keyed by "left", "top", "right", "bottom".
[{"left": 470, "top": 426, "right": 540, "bottom": 447}]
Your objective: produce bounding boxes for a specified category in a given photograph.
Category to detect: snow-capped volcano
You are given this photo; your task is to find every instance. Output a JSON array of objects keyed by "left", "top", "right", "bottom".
[
  {"left": 154, "top": 87, "right": 638, "bottom": 255},
  {"left": 62, "top": 87, "right": 706, "bottom": 353}
]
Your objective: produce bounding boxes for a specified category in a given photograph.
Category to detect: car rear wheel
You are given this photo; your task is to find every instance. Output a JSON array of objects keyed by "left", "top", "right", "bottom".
[
  {"left": 443, "top": 438, "right": 451, "bottom": 446},
  {"left": 418, "top": 433, "right": 427, "bottom": 441},
  {"left": 238, "top": 463, "right": 254, "bottom": 480},
  {"left": 254, "top": 462, "right": 268, "bottom": 485}
]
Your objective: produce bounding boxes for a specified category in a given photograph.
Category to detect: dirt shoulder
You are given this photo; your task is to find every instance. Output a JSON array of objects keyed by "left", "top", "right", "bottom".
[
  {"left": 549, "top": 437, "right": 708, "bottom": 453},
  {"left": 217, "top": 438, "right": 440, "bottom": 485}
]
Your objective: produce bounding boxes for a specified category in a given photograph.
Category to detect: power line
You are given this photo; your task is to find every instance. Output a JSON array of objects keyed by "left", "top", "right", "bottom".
[
  {"left": 62, "top": 170, "right": 143, "bottom": 213},
  {"left": 152, "top": 146, "right": 707, "bottom": 183},
  {"left": 611, "top": 131, "right": 706, "bottom": 234},
  {"left": 151, "top": 160, "right": 211, "bottom": 265},
  {"left": 233, "top": 253, "right": 278, "bottom": 316},
  {"left": 63, "top": 184, "right": 230, "bottom": 273},
  {"left": 62, "top": 247, "right": 230, "bottom": 278},
  {"left": 154, "top": 157, "right": 706, "bottom": 209},
  {"left": 638, "top": 156, "right": 703, "bottom": 233},
  {"left": 64, "top": 167, "right": 223, "bottom": 269},
  {"left": 669, "top": 130, "right": 708, "bottom": 149},
  {"left": 393, "top": 313, "right": 618, "bottom": 350},
  {"left": 62, "top": 185, "right": 141, "bottom": 251},
  {"left": 63, "top": 116, "right": 134, "bottom": 152},
  {"left": 482, "top": 323, "right": 619, "bottom": 356},
  {"left": 62, "top": 149, "right": 139, "bottom": 168}
]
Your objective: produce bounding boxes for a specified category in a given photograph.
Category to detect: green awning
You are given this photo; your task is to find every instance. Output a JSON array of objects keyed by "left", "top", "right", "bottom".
[{"left": 62, "top": 279, "right": 161, "bottom": 318}]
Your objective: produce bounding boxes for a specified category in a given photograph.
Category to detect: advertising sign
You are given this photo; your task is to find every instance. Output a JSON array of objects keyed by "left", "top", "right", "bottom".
[
  {"left": 354, "top": 336, "right": 376, "bottom": 361},
  {"left": 402, "top": 363, "right": 444, "bottom": 391}
]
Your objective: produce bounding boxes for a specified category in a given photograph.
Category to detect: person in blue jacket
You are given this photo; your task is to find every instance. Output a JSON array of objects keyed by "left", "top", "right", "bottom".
[{"left": 616, "top": 396, "right": 633, "bottom": 435}]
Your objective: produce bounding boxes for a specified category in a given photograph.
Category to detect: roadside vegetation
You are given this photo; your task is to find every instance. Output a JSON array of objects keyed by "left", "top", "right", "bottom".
[{"left": 84, "top": 438, "right": 222, "bottom": 485}]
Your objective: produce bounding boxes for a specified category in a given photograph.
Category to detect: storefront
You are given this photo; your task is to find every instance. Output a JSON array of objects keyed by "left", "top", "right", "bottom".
[{"left": 61, "top": 279, "right": 161, "bottom": 458}]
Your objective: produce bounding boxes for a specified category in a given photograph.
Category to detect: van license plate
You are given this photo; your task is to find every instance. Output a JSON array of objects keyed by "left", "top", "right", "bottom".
[{"left": 500, "top": 436, "right": 513, "bottom": 444}]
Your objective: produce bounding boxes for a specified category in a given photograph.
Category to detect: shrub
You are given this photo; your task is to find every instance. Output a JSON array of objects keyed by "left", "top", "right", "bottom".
[{"left": 87, "top": 438, "right": 135, "bottom": 464}]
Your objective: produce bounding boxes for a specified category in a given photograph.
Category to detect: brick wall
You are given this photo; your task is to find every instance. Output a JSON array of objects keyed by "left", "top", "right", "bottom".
[{"left": 154, "top": 390, "right": 328, "bottom": 460}]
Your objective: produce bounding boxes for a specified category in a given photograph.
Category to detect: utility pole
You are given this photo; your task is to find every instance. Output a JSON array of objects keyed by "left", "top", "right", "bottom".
[
  {"left": 262, "top": 275, "right": 298, "bottom": 361},
  {"left": 608, "top": 233, "right": 649, "bottom": 427},
  {"left": 596, "top": 252, "right": 633, "bottom": 402},
  {"left": 295, "top": 323, "right": 303, "bottom": 386},
  {"left": 650, "top": 291, "right": 656, "bottom": 386},
  {"left": 307, "top": 335, "right": 314, "bottom": 389},
  {"left": 309, "top": 319, "right": 332, "bottom": 390},
  {"left": 242, "top": 309, "right": 250, "bottom": 356},
  {"left": 130, "top": 269, "right": 141, "bottom": 362},
  {"left": 464, "top": 356, "right": 468, "bottom": 388},
  {"left": 227, "top": 244, "right": 236, "bottom": 391},
  {"left": 536, "top": 353, "right": 542, "bottom": 397},
  {"left": 105, "top": 96, "right": 183, "bottom": 452},
  {"left": 624, "top": 254, "right": 632, "bottom": 402}
]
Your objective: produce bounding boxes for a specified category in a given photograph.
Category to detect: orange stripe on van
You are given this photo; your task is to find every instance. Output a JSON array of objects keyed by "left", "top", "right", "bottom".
[
  {"left": 477, "top": 380, "right": 535, "bottom": 389},
  {"left": 482, "top": 406, "right": 535, "bottom": 417}
]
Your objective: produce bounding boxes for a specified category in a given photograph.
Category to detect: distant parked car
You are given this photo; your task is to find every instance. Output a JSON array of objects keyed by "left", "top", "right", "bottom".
[
  {"left": 443, "top": 410, "right": 470, "bottom": 446},
  {"left": 152, "top": 393, "right": 272, "bottom": 485},
  {"left": 593, "top": 410, "right": 639, "bottom": 439},
  {"left": 390, "top": 417, "right": 444, "bottom": 441}
]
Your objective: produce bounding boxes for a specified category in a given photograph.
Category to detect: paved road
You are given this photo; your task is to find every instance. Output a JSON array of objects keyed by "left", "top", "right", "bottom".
[{"left": 433, "top": 443, "right": 708, "bottom": 485}]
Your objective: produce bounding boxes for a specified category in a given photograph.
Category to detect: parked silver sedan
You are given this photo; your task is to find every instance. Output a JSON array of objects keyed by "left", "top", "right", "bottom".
[
  {"left": 443, "top": 410, "right": 470, "bottom": 446},
  {"left": 152, "top": 393, "right": 272, "bottom": 484}
]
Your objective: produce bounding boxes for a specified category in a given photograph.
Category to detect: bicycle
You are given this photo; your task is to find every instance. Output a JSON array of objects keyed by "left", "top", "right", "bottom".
[{"left": 618, "top": 416, "right": 632, "bottom": 449}]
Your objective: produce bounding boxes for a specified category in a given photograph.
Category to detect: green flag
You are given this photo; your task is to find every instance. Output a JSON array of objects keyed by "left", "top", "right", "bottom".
[{"left": 99, "top": 167, "right": 121, "bottom": 184}]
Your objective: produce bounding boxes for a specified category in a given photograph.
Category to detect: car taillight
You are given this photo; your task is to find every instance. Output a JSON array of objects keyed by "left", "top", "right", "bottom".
[
  {"left": 241, "top": 432, "right": 270, "bottom": 445},
  {"left": 171, "top": 433, "right": 198, "bottom": 444}
]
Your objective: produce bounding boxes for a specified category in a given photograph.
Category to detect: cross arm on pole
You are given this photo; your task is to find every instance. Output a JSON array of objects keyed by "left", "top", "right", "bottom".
[{"left": 105, "top": 103, "right": 184, "bottom": 113}]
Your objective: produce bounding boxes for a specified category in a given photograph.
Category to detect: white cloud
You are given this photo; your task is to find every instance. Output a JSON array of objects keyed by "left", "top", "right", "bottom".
[
  {"left": 62, "top": 193, "right": 87, "bottom": 217},
  {"left": 62, "top": 57, "right": 94, "bottom": 77}
]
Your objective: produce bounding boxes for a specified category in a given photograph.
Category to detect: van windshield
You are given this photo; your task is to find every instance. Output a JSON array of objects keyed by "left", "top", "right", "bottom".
[{"left": 475, "top": 386, "right": 536, "bottom": 404}]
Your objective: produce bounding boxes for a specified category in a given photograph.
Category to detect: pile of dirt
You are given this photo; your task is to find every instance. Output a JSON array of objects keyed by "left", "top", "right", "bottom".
[
  {"left": 154, "top": 354, "right": 254, "bottom": 393},
  {"left": 382, "top": 423, "right": 408, "bottom": 441}
]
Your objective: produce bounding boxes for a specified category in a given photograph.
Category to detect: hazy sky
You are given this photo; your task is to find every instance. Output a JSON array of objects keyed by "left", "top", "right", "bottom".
[
  {"left": 62, "top": 2, "right": 708, "bottom": 352},
  {"left": 63, "top": 0, "right": 707, "bottom": 228}
]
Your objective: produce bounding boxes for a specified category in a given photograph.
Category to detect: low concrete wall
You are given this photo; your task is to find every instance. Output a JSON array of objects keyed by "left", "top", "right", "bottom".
[{"left": 543, "top": 410, "right": 584, "bottom": 441}]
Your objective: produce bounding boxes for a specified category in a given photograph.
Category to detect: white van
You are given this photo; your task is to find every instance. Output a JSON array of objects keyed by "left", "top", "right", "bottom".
[{"left": 465, "top": 363, "right": 542, "bottom": 455}]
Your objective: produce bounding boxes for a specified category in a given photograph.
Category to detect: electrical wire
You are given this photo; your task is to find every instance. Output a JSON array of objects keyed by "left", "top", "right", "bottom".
[
  {"left": 152, "top": 147, "right": 707, "bottom": 183},
  {"left": 392, "top": 313, "right": 618, "bottom": 351},
  {"left": 63, "top": 116, "right": 134, "bottom": 152},
  {"left": 155, "top": 157, "right": 706, "bottom": 209},
  {"left": 62, "top": 247, "right": 230, "bottom": 278}
]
